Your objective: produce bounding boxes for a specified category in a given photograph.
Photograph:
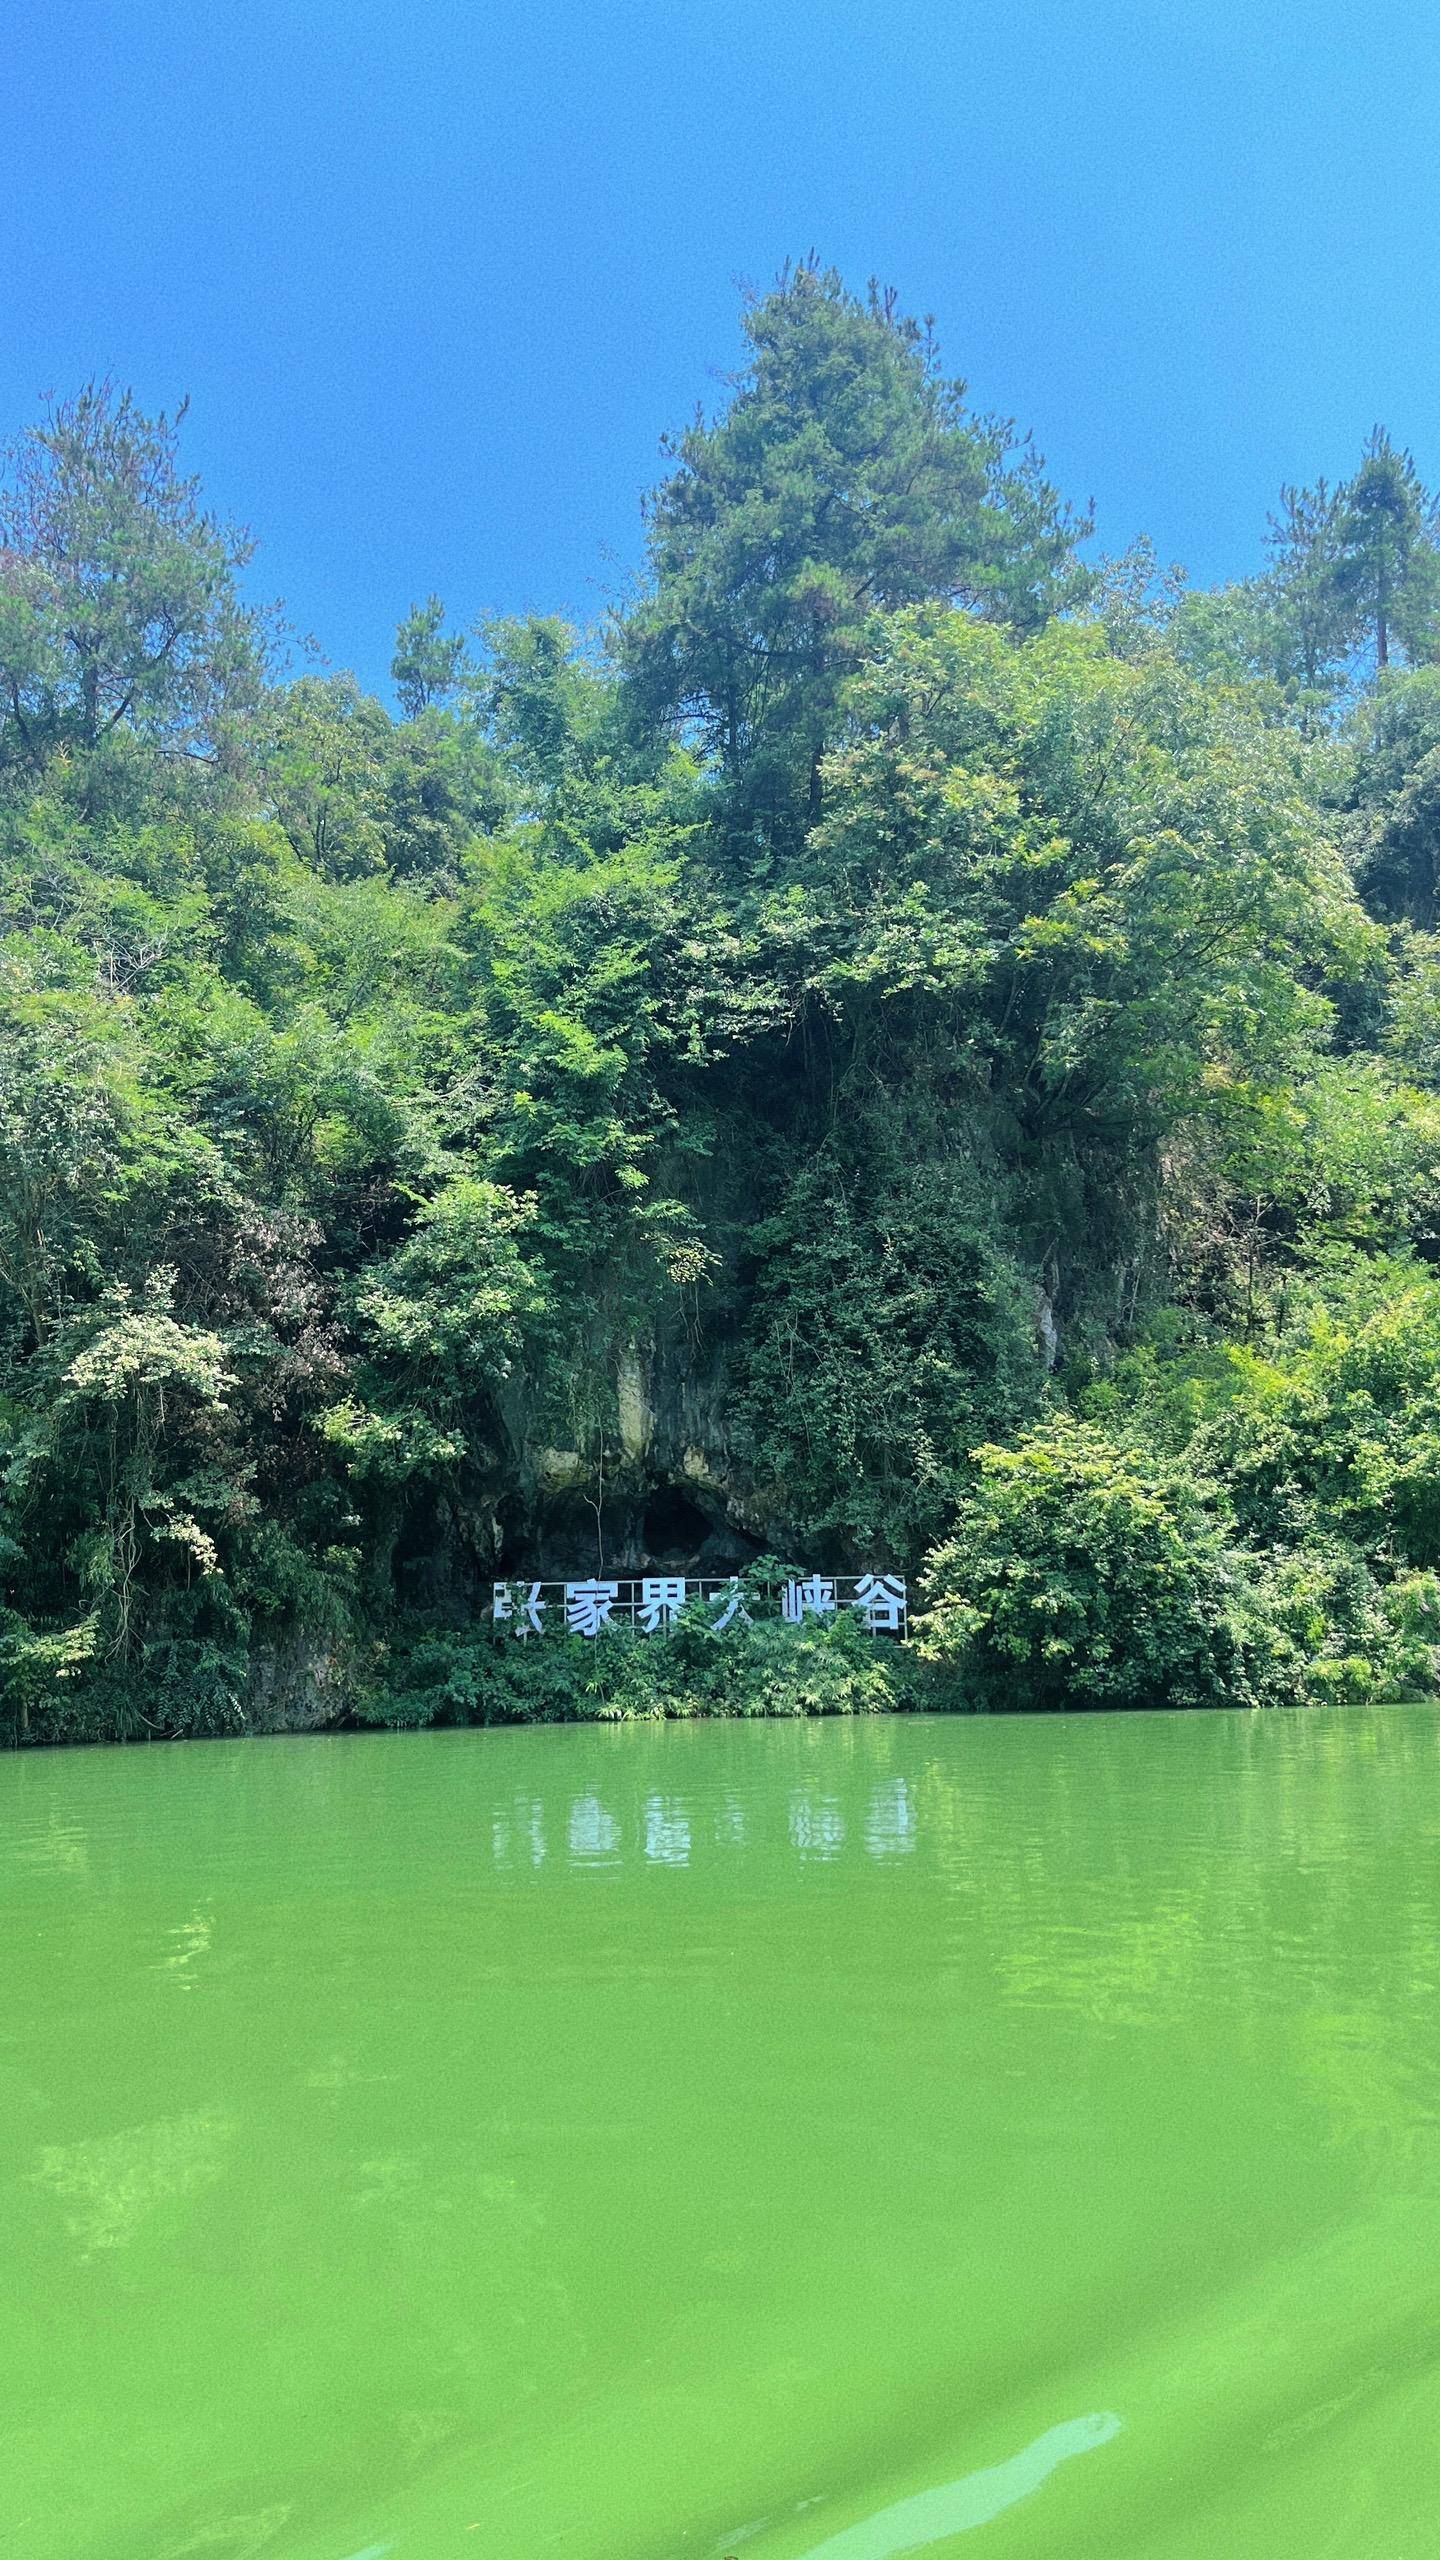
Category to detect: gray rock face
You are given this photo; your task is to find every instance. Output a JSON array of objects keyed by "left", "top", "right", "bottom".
[{"left": 491, "top": 1331, "right": 770, "bottom": 1581}]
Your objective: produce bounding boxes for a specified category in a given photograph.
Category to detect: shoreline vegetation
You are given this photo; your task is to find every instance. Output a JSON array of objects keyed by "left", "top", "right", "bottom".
[{"left": 7, "top": 264, "right": 1440, "bottom": 1746}]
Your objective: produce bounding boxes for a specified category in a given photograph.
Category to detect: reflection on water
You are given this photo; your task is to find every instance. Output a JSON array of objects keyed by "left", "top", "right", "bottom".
[
  {"left": 567, "top": 1793, "right": 620, "bottom": 1863},
  {"left": 29, "top": 2107, "right": 236, "bottom": 2259},
  {"left": 863, "top": 1776, "right": 916, "bottom": 1859},
  {"left": 789, "top": 1791, "right": 845, "bottom": 1860},
  {"left": 488, "top": 1773, "right": 927, "bottom": 1873},
  {"left": 643, "top": 1792, "right": 692, "bottom": 1866},
  {"left": 6, "top": 1708, "right": 1440, "bottom": 2560},
  {"left": 796, "top": 2413, "right": 1124, "bottom": 2558}
]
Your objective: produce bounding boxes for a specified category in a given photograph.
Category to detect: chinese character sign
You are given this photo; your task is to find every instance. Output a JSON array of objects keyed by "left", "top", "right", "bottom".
[
  {"left": 782, "top": 1575, "right": 836, "bottom": 1623},
  {"left": 564, "top": 1580, "right": 619, "bottom": 1637},
  {"left": 852, "top": 1572, "right": 907, "bottom": 1634},
  {"left": 490, "top": 1574, "right": 907, "bottom": 1639},
  {"left": 493, "top": 1580, "right": 546, "bottom": 1637},
  {"left": 637, "top": 1576, "right": 688, "bottom": 1632}
]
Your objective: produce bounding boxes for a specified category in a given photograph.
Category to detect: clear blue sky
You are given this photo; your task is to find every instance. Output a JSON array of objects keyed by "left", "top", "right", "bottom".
[{"left": 5, "top": 0, "right": 1439, "bottom": 695}]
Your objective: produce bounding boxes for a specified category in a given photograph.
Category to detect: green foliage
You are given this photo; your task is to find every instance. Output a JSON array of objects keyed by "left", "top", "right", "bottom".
[
  {"left": 1263, "top": 479, "right": 1352, "bottom": 709},
  {"left": 4, "top": 279, "right": 1440, "bottom": 1742},
  {"left": 0, "top": 969, "right": 141, "bottom": 1345},
  {"left": 327, "top": 1178, "right": 542, "bottom": 1486},
  {"left": 1345, "top": 669, "right": 1440, "bottom": 926},
  {"left": 0, "top": 1609, "right": 99, "bottom": 1743},
  {"left": 7, "top": 1634, "right": 250, "bottom": 1746},
  {"left": 392, "top": 595, "right": 470, "bottom": 718},
  {"left": 1187, "top": 1263, "right": 1440, "bottom": 1568},
  {"left": 1205, "top": 431, "right": 1440, "bottom": 716},
  {"left": 917, "top": 1403, "right": 1433, "bottom": 1716},
  {"left": 734, "top": 1139, "right": 1041, "bottom": 1553},
  {"left": 1331, "top": 429, "right": 1440, "bottom": 675},
  {"left": 0, "top": 380, "right": 266, "bottom": 782},
  {"left": 916, "top": 1422, "right": 1273, "bottom": 1711},
  {"left": 621, "top": 262, "right": 1087, "bottom": 846},
  {"left": 356, "top": 1602, "right": 933, "bottom": 1730}
]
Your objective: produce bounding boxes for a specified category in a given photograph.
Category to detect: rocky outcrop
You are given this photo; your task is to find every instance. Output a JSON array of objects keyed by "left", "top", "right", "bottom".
[
  {"left": 243, "top": 1638, "right": 352, "bottom": 1733},
  {"left": 490, "top": 1326, "right": 770, "bottom": 1581}
]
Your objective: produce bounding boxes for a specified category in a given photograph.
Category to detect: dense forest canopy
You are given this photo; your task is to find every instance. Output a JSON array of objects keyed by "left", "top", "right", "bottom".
[{"left": 7, "top": 262, "right": 1440, "bottom": 1737}]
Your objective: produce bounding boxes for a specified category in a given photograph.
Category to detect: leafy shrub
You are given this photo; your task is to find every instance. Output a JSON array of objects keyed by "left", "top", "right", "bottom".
[
  {"left": 10, "top": 1634, "right": 249, "bottom": 1745},
  {"left": 1189, "top": 1264, "right": 1440, "bottom": 1567},
  {"left": 1248, "top": 1544, "right": 1440, "bottom": 1704},
  {"left": 915, "top": 1421, "right": 1274, "bottom": 1711},
  {"left": 352, "top": 1600, "right": 932, "bottom": 1730},
  {"left": 734, "top": 1140, "right": 1042, "bottom": 1556}
]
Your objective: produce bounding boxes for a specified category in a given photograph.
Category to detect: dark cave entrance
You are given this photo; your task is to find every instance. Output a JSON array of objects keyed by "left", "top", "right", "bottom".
[{"left": 641, "top": 1485, "right": 719, "bottom": 1568}]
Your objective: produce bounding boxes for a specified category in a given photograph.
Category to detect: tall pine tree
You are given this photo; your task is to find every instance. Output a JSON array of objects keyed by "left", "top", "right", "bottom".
[
  {"left": 1332, "top": 428, "right": 1440, "bottom": 673},
  {"left": 620, "top": 262, "right": 1088, "bottom": 850}
]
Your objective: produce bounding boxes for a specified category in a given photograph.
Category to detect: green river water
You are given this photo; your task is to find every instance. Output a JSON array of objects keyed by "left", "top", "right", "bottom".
[{"left": 4, "top": 1709, "right": 1440, "bottom": 2559}]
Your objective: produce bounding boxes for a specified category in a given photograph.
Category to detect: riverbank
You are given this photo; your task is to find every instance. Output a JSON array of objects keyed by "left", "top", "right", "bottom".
[{"left": 9, "top": 1612, "right": 961, "bottom": 1748}]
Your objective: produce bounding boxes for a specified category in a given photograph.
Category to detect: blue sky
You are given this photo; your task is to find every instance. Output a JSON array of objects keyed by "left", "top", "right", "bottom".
[{"left": 5, "top": 0, "right": 1439, "bottom": 695}]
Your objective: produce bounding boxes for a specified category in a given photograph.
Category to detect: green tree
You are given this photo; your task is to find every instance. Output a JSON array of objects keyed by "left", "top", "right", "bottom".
[
  {"left": 0, "top": 381, "right": 266, "bottom": 783},
  {"left": 915, "top": 1422, "right": 1269, "bottom": 1711},
  {"left": 620, "top": 262, "right": 1087, "bottom": 845},
  {"left": 1265, "top": 478, "right": 1351, "bottom": 703},
  {"left": 1344, "top": 667, "right": 1440, "bottom": 924},
  {"left": 805, "top": 607, "right": 1365, "bottom": 1141},
  {"left": 265, "top": 674, "right": 391, "bottom": 878},
  {"left": 0, "top": 1611, "right": 99, "bottom": 1744},
  {"left": 326, "top": 1176, "right": 542, "bottom": 1484},
  {"left": 479, "top": 616, "right": 611, "bottom": 796},
  {"left": 392, "top": 595, "right": 469, "bottom": 717},
  {"left": 0, "top": 973, "right": 148, "bottom": 1348},
  {"left": 1332, "top": 429, "right": 1440, "bottom": 674},
  {"left": 10, "top": 1271, "right": 236, "bottom": 1661}
]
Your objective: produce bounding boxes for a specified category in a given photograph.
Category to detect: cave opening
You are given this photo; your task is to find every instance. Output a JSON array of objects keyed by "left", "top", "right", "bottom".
[
  {"left": 492, "top": 1482, "right": 764, "bottom": 1583},
  {"left": 641, "top": 1485, "right": 719, "bottom": 1568}
]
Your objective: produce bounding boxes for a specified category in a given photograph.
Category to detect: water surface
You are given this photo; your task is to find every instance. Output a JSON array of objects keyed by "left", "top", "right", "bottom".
[{"left": 4, "top": 1709, "right": 1440, "bottom": 2558}]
